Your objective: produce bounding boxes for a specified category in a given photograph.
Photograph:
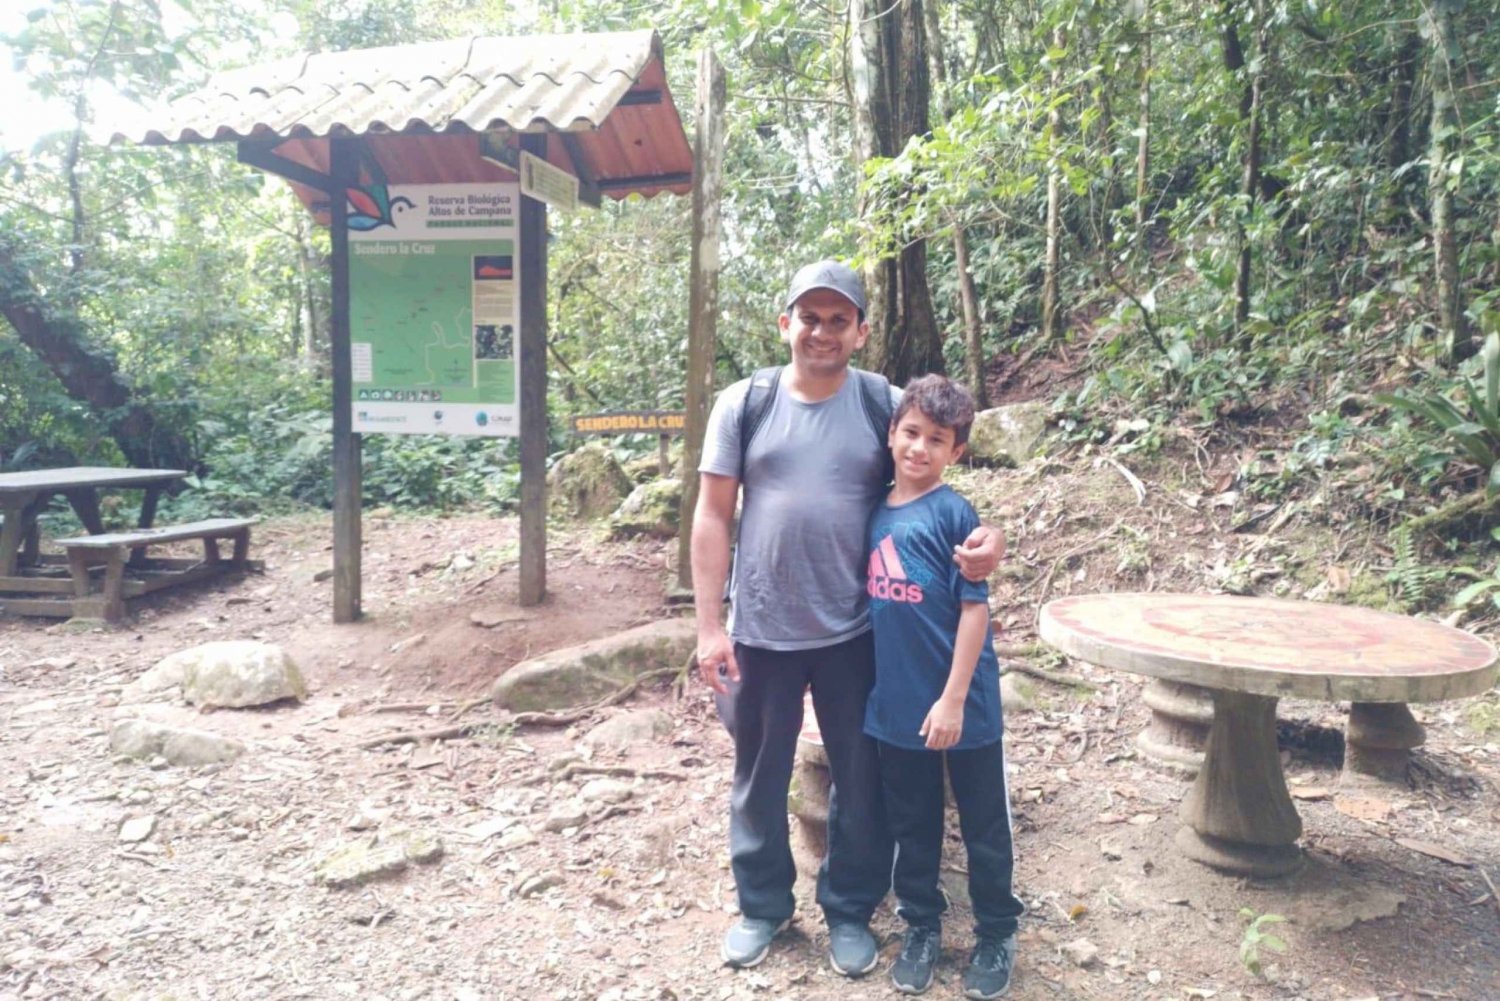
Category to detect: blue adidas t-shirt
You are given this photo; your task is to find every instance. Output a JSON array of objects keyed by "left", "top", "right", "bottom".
[{"left": 864, "top": 485, "right": 1003, "bottom": 752}]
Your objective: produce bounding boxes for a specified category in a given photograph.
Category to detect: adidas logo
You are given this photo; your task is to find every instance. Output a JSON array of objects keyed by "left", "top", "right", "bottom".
[{"left": 867, "top": 535, "right": 924, "bottom": 603}]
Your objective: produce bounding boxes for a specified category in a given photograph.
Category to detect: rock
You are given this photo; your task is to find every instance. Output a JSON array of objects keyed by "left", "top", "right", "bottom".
[
  {"left": 346, "top": 810, "right": 385, "bottom": 832},
  {"left": 122, "top": 657, "right": 191, "bottom": 702},
  {"left": 496, "top": 826, "right": 537, "bottom": 850},
  {"left": 999, "top": 673, "right": 1035, "bottom": 714},
  {"left": 608, "top": 478, "right": 683, "bottom": 540},
  {"left": 544, "top": 800, "right": 588, "bottom": 832},
  {"left": 548, "top": 442, "right": 633, "bottom": 520},
  {"left": 492, "top": 618, "right": 694, "bottom": 712},
  {"left": 153, "top": 641, "right": 306, "bottom": 709},
  {"left": 118, "top": 815, "right": 156, "bottom": 843},
  {"left": 1061, "top": 939, "right": 1099, "bottom": 968},
  {"left": 518, "top": 872, "right": 564, "bottom": 898},
  {"left": 622, "top": 450, "right": 680, "bottom": 484},
  {"left": 27, "top": 656, "right": 76, "bottom": 671},
  {"left": 463, "top": 816, "right": 517, "bottom": 841},
  {"left": 314, "top": 828, "right": 444, "bottom": 887},
  {"left": 109, "top": 719, "right": 245, "bottom": 767},
  {"left": 579, "top": 779, "right": 633, "bottom": 804},
  {"left": 582, "top": 709, "right": 674, "bottom": 750},
  {"left": 966, "top": 402, "right": 1050, "bottom": 467}
]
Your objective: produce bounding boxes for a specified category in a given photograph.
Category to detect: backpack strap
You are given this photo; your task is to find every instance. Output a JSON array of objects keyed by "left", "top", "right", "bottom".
[
  {"left": 854, "top": 368, "right": 897, "bottom": 485},
  {"left": 740, "top": 365, "right": 895, "bottom": 485},
  {"left": 738, "top": 366, "right": 784, "bottom": 474}
]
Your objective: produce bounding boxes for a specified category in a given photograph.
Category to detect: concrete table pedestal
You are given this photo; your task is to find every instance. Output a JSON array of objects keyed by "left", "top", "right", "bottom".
[
  {"left": 1176, "top": 690, "right": 1303, "bottom": 877},
  {"left": 1041, "top": 593, "right": 1496, "bottom": 879},
  {"left": 1343, "top": 701, "right": 1426, "bottom": 786},
  {"left": 1137, "top": 679, "right": 1213, "bottom": 775}
]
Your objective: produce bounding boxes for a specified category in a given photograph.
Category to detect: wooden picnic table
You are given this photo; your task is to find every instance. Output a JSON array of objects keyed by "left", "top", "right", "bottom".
[
  {"left": 0, "top": 466, "right": 185, "bottom": 579},
  {"left": 1039, "top": 592, "right": 1498, "bottom": 877}
]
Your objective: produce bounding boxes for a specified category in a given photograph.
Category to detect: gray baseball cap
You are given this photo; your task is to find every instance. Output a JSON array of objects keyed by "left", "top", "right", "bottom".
[{"left": 784, "top": 260, "right": 866, "bottom": 315}]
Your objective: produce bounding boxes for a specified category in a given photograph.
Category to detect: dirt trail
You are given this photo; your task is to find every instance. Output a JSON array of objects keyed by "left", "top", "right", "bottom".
[{"left": 2, "top": 502, "right": 1498, "bottom": 1001}]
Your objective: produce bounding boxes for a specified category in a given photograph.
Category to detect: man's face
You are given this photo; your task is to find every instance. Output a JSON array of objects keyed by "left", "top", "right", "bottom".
[{"left": 778, "top": 288, "right": 869, "bottom": 378}]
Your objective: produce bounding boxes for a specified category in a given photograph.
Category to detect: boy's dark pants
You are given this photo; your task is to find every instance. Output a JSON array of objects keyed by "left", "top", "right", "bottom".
[
  {"left": 879, "top": 739, "right": 1024, "bottom": 937},
  {"left": 714, "top": 632, "right": 893, "bottom": 927}
]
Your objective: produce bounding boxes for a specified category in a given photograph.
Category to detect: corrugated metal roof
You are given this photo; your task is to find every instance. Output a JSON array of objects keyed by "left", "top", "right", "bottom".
[{"left": 112, "top": 30, "right": 692, "bottom": 202}]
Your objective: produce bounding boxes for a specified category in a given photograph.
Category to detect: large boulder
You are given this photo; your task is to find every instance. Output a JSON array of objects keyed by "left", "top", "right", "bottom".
[
  {"left": 548, "top": 442, "right": 633, "bottom": 520},
  {"left": 967, "top": 402, "right": 1050, "bottom": 468},
  {"left": 608, "top": 478, "right": 683, "bottom": 540},
  {"left": 152, "top": 641, "right": 306, "bottom": 709},
  {"left": 109, "top": 719, "right": 245, "bottom": 766},
  {"left": 492, "top": 618, "right": 694, "bottom": 712}
]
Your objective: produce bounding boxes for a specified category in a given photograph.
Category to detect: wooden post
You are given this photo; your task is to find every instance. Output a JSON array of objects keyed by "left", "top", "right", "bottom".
[
  {"left": 678, "top": 49, "right": 727, "bottom": 591},
  {"left": 658, "top": 434, "right": 670, "bottom": 478},
  {"left": 518, "top": 133, "right": 549, "bottom": 607},
  {"left": 329, "top": 138, "right": 362, "bottom": 622}
]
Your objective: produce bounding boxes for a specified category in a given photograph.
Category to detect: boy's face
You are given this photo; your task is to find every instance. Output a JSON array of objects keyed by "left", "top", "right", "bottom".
[
  {"left": 889, "top": 408, "right": 964, "bottom": 492},
  {"left": 779, "top": 288, "right": 869, "bottom": 379}
]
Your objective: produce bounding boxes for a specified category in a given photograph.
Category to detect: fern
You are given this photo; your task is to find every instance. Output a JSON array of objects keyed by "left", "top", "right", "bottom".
[{"left": 1389, "top": 525, "right": 1447, "bottom": 609}]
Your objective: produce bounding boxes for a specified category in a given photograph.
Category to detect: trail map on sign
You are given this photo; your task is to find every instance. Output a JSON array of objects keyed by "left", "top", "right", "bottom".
[{"left": 347, "top": 183, "right": 520, "bottom": 436}]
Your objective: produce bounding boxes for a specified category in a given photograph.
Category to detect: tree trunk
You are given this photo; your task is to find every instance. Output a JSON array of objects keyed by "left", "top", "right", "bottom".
[
  {"left": 1382, "top": 27, "right": 1421, "bottom": 227},
  {"left": 1040, "top": 25, "right": 1065, "bottom": 343},
  {"left": 294, "top": 209, "right": 324, "bottom": 367},
  {"left": 1135, "top": 0, "right": 1152, "bottom": 252},
  {"left": 1428, "top": 0, "right": 1470, "bottom": 363},
  {"left": 847, "top": 0, "right": 944, "bottom": 384},
  {"left": 1222, "top": 0, "right": 1264, "bottom": 340},
  {"left": 0, "top": 236, "right": 198, "bottom": 472},
  {"left": 923, "top": 0, "right": 988, "bottom": 406},
  {"left": 1235, "top": 12, "right": 1264, "bottom": 336}
]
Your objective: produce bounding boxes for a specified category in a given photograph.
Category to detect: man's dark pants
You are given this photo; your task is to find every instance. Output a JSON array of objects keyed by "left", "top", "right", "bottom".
[
  {"left": 715, "top": 632, "right": 893, "bottom": 926},
  {"left": 879, "top": 739, "right": 1024, "bottom": 937}
]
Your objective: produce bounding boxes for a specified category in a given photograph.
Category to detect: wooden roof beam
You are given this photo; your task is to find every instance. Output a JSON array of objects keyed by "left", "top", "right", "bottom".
[{"left": 237, "top": 141, "right": 335, "bottom": 193}]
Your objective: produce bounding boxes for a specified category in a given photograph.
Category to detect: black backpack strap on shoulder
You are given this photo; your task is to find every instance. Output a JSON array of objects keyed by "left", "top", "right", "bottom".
[
  {"left": 854, "top": 369, "right": 895, "bottom": 444},
  {"left": 738, "top": 366, "right": 784, "bottom": 473},
  {"left": 854, "top": 369, "right": 896, "bottom": 484}
]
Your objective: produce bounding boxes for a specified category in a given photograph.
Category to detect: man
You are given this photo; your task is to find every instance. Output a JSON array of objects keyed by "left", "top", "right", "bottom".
[{"left": 691, "top": 260, "right": 1003, "bottom": 975}]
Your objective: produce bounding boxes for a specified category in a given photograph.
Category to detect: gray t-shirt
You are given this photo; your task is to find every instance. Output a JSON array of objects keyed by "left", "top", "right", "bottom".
[{"left": 700, "top": 368, "right": 900, "bottom": 651}]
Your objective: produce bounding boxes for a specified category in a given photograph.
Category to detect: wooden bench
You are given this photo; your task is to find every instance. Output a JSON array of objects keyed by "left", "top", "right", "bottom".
[
  {"left": 58, "top": 517, "right": 257, "bottom": 622},
  {"left": 0, "top": 513, "right": 40, "bottom": 567}
]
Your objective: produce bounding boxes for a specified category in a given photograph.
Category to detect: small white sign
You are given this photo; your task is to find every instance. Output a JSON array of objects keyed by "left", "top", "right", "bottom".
[{"left": 520, "top": 151, "right": 580, "bottom": 212}]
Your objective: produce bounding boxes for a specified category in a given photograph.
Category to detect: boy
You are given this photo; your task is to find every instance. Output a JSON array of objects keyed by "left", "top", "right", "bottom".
[{"left": 864, "top": 375, "right": 1024, "bottom": 998}]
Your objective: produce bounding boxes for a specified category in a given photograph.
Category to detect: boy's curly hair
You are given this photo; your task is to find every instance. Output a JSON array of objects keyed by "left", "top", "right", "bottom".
[{"left": 893, "top": 374, "right": 977, "bottom": 446}]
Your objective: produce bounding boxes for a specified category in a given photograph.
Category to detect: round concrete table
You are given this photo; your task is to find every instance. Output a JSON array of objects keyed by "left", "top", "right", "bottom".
[{"left": 1040, "top": 593, "right": 1498, "bottom": 877}]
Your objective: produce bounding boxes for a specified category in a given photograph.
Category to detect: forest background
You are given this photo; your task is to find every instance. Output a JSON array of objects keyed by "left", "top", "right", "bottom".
[{"left": 1, "top": 0, "right": 1498, "bottom": 584}]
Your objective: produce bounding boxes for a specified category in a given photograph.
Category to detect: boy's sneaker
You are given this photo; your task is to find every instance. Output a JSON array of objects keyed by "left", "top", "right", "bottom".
[
  {"left": 962, "top": 932, "right": 1016, "bottom": 999},
  {"left": 827, "top": 923, "right": 879, "bottom": 976},
  {"left": 890, "top": 926, "right": 941, "bottom": 994},
  {"left": 721, "top": 917, "right": 789, "bottom": 968}
]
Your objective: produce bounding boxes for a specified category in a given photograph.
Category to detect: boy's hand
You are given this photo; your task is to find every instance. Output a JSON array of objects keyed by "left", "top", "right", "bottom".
[
  {"left": 919, "top": 696, "right": 965, "bottom": 750},
  {"left": 954, "top": 525, "right": 1004, "bottom": 582}
]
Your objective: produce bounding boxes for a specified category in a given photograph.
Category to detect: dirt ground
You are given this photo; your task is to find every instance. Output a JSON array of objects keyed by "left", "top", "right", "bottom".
[{"left": 3, "top": 463, "right": 1500, "bottom": 1001}]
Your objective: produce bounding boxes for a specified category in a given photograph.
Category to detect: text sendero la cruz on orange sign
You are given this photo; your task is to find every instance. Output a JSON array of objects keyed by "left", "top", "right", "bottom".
[{"left": 570, "top": 411, "right": 687, "bottom": 435}]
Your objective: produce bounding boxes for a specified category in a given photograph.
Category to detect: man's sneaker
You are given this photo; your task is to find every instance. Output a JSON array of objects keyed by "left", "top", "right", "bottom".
[
  {"left": 890, "top": 926, "right": 941, "bottom": 994},
  {"left": 827, "top": 923, "right": 879, "bottom": 977},
  {"left": 962, "top": 932, "right": 1016, "bottom": 999},
  {"left": 721, "top": 917, "right": 789, "bottom": 968}
]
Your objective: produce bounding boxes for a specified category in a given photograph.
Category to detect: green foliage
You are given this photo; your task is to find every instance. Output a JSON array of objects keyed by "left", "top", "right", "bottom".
[
  {"left": 1379, "top": 334, "right": 1500, "bottom": 495},
  {"left": 1236, "top": 909, "right": 1287, "bottom": 979},
  {"left": 1387, "top": 525, "right": 1448, "bottom": 611},
  {"left": 1449, "top": 529, "right": 1500, "bottom": 613}
]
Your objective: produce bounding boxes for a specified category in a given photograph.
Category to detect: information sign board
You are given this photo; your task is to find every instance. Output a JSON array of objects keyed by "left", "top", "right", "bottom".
[
  {"left": 347, "top": 182, "right": 520, "bottom": 436},
  {"left": 520, "top": 151, "right": 579, "bottom": 212}
]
